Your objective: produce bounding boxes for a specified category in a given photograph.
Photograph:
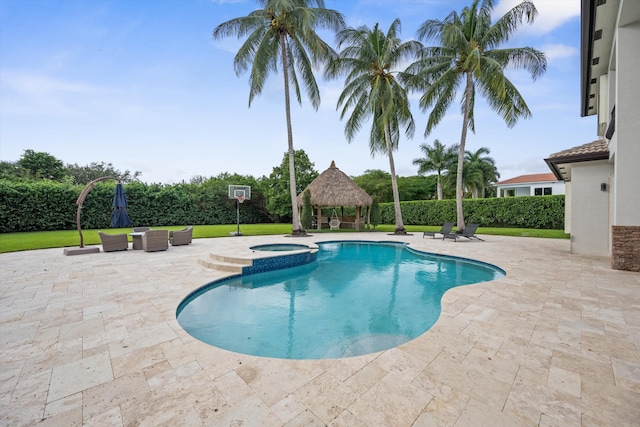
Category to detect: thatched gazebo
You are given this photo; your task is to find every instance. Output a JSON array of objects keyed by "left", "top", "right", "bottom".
[{"left": 297, "top": 160, "right": 373, "bottom": 231}]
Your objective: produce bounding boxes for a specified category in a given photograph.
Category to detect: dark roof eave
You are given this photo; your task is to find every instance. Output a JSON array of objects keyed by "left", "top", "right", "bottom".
[
  {"left": 544, "top": 151, "right": 609, "bottom": 181},
  {"left": 581, "top": 0, "right": 596, "bottom": 117},
  {"left": 545, "top": 158, "right": 566, "bottom": 181}
]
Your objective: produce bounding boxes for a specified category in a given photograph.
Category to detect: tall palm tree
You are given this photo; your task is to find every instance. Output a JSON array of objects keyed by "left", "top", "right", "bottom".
[
  {"left": 407, "top": 0, "right": 546, "bottom": 230},
  {"left": 213, "top": 0, "right": 345, "bottom": 235},
  {"left": 326, "top": 19, "right": 422, "bottom": 234},
  {"left": 464, "top": 147, "right": 499, "bottom": 198},
  {"left": 412, "top": 139, "right": 458, "bottom": 200}
]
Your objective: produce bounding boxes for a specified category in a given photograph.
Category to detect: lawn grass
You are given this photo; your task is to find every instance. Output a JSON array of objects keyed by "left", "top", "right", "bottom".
[{"left": 0, "top": 224, "right": 569, "bottom": 254}]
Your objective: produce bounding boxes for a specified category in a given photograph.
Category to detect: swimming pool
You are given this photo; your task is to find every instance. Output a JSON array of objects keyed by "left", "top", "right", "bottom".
[{"left": 177, "top": 241, "right": 504, "bottom": 359}]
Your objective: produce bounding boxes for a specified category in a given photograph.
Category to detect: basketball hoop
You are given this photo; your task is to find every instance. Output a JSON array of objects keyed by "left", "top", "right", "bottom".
[{"left": 228, "top": 185, "right": 250, "bottom": 236}]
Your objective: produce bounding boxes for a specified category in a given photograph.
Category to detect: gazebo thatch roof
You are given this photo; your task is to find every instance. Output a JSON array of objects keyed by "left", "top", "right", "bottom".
[{"left": 297, "top": 161, "right": 372, "bottom": 207}]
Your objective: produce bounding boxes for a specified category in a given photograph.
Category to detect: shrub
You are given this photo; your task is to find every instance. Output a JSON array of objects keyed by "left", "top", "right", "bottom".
[
  {"left": 379, "top": 195, "right": 564, "bottom": 229},
  {"left": 0, "top": 179, "right": 271, "bottom": 233},
  {"left": 301, "top": 189, "right": 312, "bottom": 230}
]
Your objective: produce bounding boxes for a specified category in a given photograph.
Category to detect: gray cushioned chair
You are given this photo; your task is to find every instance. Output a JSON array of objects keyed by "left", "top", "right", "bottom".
[
  {"left": 170, "top": 226, "right": 193, "bottom": 246},
  {"left": 98, "top": 231, "right": 129, "bottom": 252},
  {"left": 141, "top": 229, "right": 169, "bottom": 252}
]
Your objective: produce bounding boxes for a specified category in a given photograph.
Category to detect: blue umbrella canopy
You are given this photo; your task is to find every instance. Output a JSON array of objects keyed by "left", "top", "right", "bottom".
[{"left": 112, "top": 183, "right": 132, "bottom": 228}]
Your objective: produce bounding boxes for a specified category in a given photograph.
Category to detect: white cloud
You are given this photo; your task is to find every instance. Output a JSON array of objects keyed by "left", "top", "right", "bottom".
[
  {"left": 494, "top": 0, "right": 580, "bottom": 34},
  {"left": 0, "top": 69, "right": 112, "bottom": 117},
  {"left": 541, "top": 43, "right": 578, "bottom": 60},
  {"left": 1, "top": 69, "right": 101, "bottom": 96}
]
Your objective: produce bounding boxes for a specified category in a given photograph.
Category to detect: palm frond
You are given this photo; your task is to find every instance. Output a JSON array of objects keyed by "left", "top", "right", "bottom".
[
  {"left": 478, "top": 70, "right": 531, "bottom": 127},
  {"left": 420, "top": 68, "right": 461, "bottom": 135},
  {"left": 482, "top": 0, "right": 537, "bottom": 48},
  {"left": 247, "top": 32, "right": 281, "bottom": 106}
]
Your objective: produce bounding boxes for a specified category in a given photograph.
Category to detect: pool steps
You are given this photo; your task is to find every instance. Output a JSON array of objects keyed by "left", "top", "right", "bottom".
[
  {"left": 199, "top": 245, "right": 319, "bottom": 275},
  {"left": 199, "top": 253, "right": 252, "bottom": 273}
]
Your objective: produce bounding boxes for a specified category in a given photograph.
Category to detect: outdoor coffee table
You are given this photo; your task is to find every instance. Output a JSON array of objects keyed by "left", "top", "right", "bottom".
[{"left": 128, "top": 232, "right": 146, "bottom": 250}]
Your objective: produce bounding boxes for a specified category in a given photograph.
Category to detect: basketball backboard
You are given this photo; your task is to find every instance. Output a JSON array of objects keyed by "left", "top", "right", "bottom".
[{"left": 228, "top": 185, "right": 251, "bottom": 200}]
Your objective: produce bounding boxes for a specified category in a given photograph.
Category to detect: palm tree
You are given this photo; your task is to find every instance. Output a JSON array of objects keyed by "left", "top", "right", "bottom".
[
  {"left": 213, "top": 0, "right": 345, "bottom": 235},
  {"left": 464, "top": 147, "right": 500, "bottom": 198},
  {"left": 407, "top": 0, "right": 546, "bottom": 230},
  {"left": 412, "top": 139, "right": 458, "bottom": 200},
  {"left": 443, "top": 157, "right": 484, "bottom": 199},
  {"left": 326, "top": 19, "right": 422, "bottom": 234}
]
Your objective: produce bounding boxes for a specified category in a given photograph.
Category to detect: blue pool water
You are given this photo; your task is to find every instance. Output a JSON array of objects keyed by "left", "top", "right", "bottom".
[{"left": 177, "top": 241, "right": 504, "bottom": 359}]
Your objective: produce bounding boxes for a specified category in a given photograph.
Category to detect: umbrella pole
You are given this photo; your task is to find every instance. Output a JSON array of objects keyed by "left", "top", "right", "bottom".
[{"left": 74, "top": 176, "right": 119, "bottom": 247}]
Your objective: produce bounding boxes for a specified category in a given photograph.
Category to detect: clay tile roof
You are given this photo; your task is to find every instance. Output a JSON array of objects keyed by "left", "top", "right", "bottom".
[
  {"left": 296, "top": 160, "right": 372, "bottom": 207},
  {"left": 495, "top": 173, "right": 558, "bottom": 185},
  {"left": 544, "top": 139, "right": 610, "bottom": 181},
  {"left": 547, "top": 139, "right": 609, "bottom": 160}
]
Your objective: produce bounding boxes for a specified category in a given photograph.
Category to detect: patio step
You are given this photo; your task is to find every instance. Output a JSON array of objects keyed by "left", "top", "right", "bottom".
[{"left": 198, "top": 252, "right": 252, "bottom": 273}]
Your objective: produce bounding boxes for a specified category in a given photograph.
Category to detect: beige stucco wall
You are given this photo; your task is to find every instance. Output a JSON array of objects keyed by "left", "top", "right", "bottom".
[
  {"left": 612, "top": 21, "right": 640, "bottom": 227},
  {"left": 570, "top": 161, "right": 613, "bottom": 257}
]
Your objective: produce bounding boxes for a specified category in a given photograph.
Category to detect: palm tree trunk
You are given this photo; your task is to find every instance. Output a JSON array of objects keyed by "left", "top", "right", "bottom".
[
  {"left": 280, "top": 34, "right": 304, "bottom": 235},
  {"left": 384, "top": 120, "right": 405, "bottom": 234},
  {"left": 455, "top": 71, "right": 473, "bottom": 231},
  {"left": 437, "top": 174, "right": 443, "bottom": 200}
]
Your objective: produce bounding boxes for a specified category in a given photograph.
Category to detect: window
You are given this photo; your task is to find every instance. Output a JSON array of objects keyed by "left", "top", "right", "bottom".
[
  {"left": 507, "top": 189, "right": 515, "bottom": 197},
  {"left": 534, "top": 187, "right": 552, "bottom": 196}
]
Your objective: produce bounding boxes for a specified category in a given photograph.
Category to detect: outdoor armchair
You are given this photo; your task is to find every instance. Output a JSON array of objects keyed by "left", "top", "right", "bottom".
[
  {"left": 98, "top": 231, "right": 129, "bottom": 252},
  {"left": 170, "top": 226, "right": 193, "bottom": 246},
  {"left": 141, "top": 230, "right": 169, "bottom": 252}
]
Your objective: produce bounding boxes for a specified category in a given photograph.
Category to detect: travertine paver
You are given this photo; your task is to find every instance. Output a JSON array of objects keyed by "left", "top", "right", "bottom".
[{"left": 1, "top": 233, "right": 639, "bottom": 426}]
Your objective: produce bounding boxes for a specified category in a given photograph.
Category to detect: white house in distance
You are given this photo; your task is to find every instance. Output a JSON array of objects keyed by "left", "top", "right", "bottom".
[
  {"left": 545, "top": 0, "right": 639, "bottom": 272},
  {"left": 494, "top": 173, "right": 565, "bottom": 198}
]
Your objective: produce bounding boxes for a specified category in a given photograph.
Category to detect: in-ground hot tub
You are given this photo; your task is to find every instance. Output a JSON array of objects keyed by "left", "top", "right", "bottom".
[{"left": 250, "top": 243, "right": 310, "bottom": 252}]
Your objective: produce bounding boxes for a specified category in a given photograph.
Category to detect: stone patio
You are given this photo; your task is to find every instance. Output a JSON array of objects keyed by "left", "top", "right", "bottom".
[{"left": 1, "top": 233, "right": 638, "bottom": 426}]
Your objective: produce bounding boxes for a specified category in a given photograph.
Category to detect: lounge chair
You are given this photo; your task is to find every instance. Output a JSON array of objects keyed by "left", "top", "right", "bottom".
[
  {"left": 141, "top": 229, "right": 169, "bottom": 252},
  {"left": 98, "top": 231, "right": 129, "bottom": 252},
  {"left": 423, "top": 222, "right": 454, "bottom": 239},
  {"left": 444, "top": 223, "right": 484, "bottom": 242},
  {"left": 132, "top": 227, "right": 151, "bottom": 232},
  {"left": 170, "top": 226, "right": 193, "bottom": 246}
]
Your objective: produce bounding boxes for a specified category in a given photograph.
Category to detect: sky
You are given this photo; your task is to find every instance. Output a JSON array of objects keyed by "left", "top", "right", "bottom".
[{"left": 0, "top": 0, "right": 597, "bottom": 185}]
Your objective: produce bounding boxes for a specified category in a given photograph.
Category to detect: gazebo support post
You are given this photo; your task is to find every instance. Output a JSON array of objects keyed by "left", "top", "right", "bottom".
[
  {"left": 316, "top": 206, "right": 322, "bottom": 231},
  {"left": 356, "top": 206, "right": 361, "bottom": 230}
]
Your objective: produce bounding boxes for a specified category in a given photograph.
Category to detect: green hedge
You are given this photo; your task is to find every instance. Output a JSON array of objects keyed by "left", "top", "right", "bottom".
[
  {"left": 0, "top": 179, "right": 564, "bottom": 233},
  {"left": 0, "top": 180, "right": 270, "bottom": 233},
  {"left": 379, "top": 195, "right": 564, "bottom": 229}
]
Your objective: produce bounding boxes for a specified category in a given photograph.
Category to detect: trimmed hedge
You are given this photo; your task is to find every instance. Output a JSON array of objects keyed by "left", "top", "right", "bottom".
[
  {"left": 0, "top": 179, "right": 564, "bottom": 232},
  {"left": 0, "top": 180, "right": 270, "bottom": 233},
  {"left": 379, "top": 195, "right": 565, "bottom": 229}
]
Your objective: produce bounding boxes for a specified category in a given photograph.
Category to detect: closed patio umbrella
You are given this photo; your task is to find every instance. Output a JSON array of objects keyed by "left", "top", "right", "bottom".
[{"left": 111, "top": 182, "right": 132, "bottom": 228}]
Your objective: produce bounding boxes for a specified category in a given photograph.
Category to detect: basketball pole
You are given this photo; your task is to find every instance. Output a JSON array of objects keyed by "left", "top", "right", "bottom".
[{"left": 235, "top": 198, "right": 241, "bottom": 236}]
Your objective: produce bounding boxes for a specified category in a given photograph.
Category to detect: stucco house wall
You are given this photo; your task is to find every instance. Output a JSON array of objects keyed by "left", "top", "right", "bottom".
[
  {"left": 611, "top": 21, "right": 640, "bottom": 228},
  {"left": 546, "top": 0, "right": 640, "bottom": 271},
  {"left": 495, "top": 174, "right": 565, "bottom": 198},
  {"left": 569, "top": 161, "right": 613, "bottom": 256}
]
